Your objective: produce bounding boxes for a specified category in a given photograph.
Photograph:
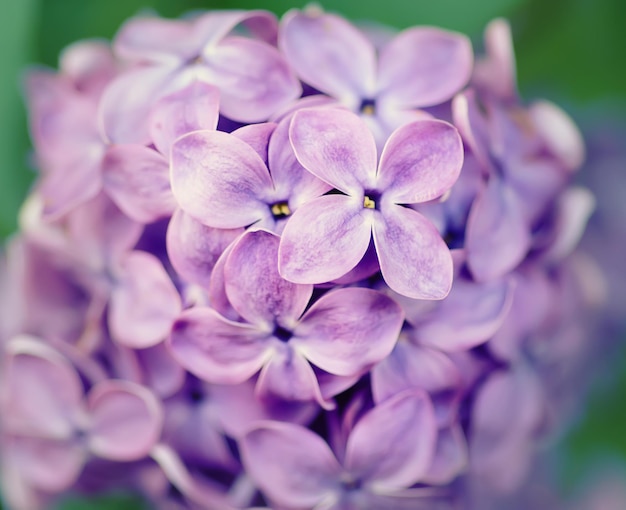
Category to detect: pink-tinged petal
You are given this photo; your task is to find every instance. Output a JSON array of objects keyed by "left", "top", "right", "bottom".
[
  {"left": 377, "top": 120, "right": 464, "bottom": 204},
  {"left": 232, "top": 122, "right": 276, "bottom": 164},
  {"left": 293, "top": 288, "right": 403, "bottom": 376},
  {"left": 414, "top": 277, "right": 515, "bottom": 352},
  {"left": 3, "top": 336, "right": 84, "bottom": 438},
  {"left": 279, "top": 195, "right": 372, "bottom": 284},
  {"left": 166, "top": 209, "right": 242, "bottom": 288},
  {"left": 170, "top": 130, "right": 273, "bottom": 228},
  {"left": 204, "top": 36, "right": 301, "bottom": 122},
  {"left": 109, "top": 251, "right": 182, "bottom": 348},
  {"left": 371, "top": 341, "right": 461, "bottom": 404},
  {"left": 8, "top": 436, "right": 85, "bottom": 492},
  {"left": 422, "top": 425, "right": 468, "bottom": 485},
  {"left": 466, "top": 179, "right": 531, "bottom": 282},
  {"left": 150, "top": 80, "right": 220, "bottom": 156},
  {"left": 290, "top": 108, "right": 377, "bottom": 193},
  {"left": 279, "top": 9, "right": 376, "bottom": 104},
  {"left": 136, "top": 344, "right": 186, "bottom": 399},
  {"left": 373, "top": 204, "right": 453, "bottom": 299},
  {"left": 194, "top": 10, "right": 279, "bottom": 49},
  {"left": 377, "top": 27, "right": 473, "bottom": 108},
  {"left": 87, "top": 380, "right": 163, "bottom": 461},
  {"left": 99, "top": 66, "right": 173, "bottom": 145},
  {"left": 529, "top": 100, "right": 585, "bottom": 171},
  {"left": 451, "top": 91, "right": 492, "bottom": 171},
  {"left": 256, "top": 345, "right": 329, "bottom": 408},
  {"left": 241, "top": 421, "right": 342, "bottom": 508},
  {"left": 168, "top": 307, "right": 271, "bottom": 384},
  {"left": 60, "top": 40, "right": 117, "bottom": 96},
  {"left": 102, "top": 144, "right": 175, "bottom": 223},
  {"left": 225, "top": 230, "right": 313, "bottom": 329},
  {"left": 345, "top": 389, "right": 437, "bottom": 490}
]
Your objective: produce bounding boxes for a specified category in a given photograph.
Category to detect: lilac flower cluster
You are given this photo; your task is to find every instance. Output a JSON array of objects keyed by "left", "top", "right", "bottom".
[{"left": 0, "top": 8, "right": 605, "bottom": 510}]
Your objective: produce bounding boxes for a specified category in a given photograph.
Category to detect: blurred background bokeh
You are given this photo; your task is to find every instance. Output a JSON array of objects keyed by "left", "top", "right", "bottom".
[{"left": 1, "top": 0, "right": 625, "bottom": 508}]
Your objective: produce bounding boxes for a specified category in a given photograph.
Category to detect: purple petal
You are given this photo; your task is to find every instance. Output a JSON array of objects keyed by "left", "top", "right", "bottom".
[
  {"left": 241, "top": 421, "right": 342, "bottom": 508},
  {"left": 59, "top": 40, "right": 117, "bottom": 96},
  {"left": 373, "top": 204, "right": 453, "bottom": 299},
  {"left": 194, "top": 10, "right": 279, "bottom": 49},
  {"left": 102, "top": 144, "right": 175, "bottom": 223},
  {"left": 109, "top": 251, "right": 182, "bottom": 349},
  {"left": 231, "top": 122, "right": 276, "bottom": 164},
  {"left": 224, "top": 230, "right": 313, "bottom": 329},
  {"left": 279, "top": 9, "right": 376, "bottom": 105},
  {"left": 422, "top": 425, "right": 468, "bottom": 485},
  {"left": 207, "top": 241, "right": 241, "bottom": 321},
  {"left": 168, "top": 307, "right": 271, "bottom": 384},
  {"left": 344, "top": 389, "right": 437, "bottom": 490},
  {"left": 377, "top": 120, "right": 463, "bottom": 204},
  {"left": 150, "top": 80, "right": 220, "bottom": 156},
  {"left": 465, "top": 178, "right": 531, "bottom": 282},
  {"left": 451, "top": 91, "right": 492, "bottom": 170},
  {"left": 289, "top": 108, "right": 377, "bottom": 194},
  {"left": 166, "top": 209, "right": 243, "bottom": 288},
  {"left": 278, "top": 195, "right": 372, "bottom": 284},
  {"left": 170, "top": 130, "right": 273, "bottom": 228},
  {"left": 204, "top": 36, "right": 301, "bottom": 122},
  {"left": 136, "top": 344, "right": 186, "bottom": 399},
  {"left": 293, "top": 288, "right": 403, "bottom": 376},
  {"left": 377, "top": 27, "right": 473, "bottom": 108},
  {"left": 87, "top": 380, "right": 164, "bottom": 461}
]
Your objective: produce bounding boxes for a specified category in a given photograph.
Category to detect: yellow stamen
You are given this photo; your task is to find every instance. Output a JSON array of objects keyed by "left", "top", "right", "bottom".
[
  {"left": 363, "top": 196, "right": 376, "bottom": 209},
  {"left": 271, "top": 202, "right": 291, "bottom": 217},
  {"left": 361, "top": 104, "right": 375, "bottom": 116}
]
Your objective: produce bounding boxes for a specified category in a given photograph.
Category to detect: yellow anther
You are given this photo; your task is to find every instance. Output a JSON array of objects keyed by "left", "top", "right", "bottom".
[
  {"left": 361, "top": 104, "right": 375, "bottom": 116},
  {"left": 363, "top": 196, "right": 376, "bottom": 209},
  {"left": 271, "top": 202, "right": 291, "bottom": 217}
]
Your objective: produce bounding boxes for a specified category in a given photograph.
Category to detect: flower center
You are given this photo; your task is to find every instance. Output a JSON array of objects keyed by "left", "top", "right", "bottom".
[
  {"left": 363, "top": 190, "right": 380, "bottom": 210},
  {"left": 273, "top": 324, "right": 293, "bottom": 342},
  {"left": 270, "top": 201, "right": 291, "bottom": 219},
  {"left": 359, "top": 98, "right": 376, "bottom": 116}
]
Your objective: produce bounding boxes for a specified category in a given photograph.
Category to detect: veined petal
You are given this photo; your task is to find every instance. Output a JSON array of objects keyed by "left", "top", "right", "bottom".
[
  {"left": 377, "top": 27, "right": 473, "bottom": 108},
  {"left": 241, "top": 421, "right": 342, "bottom": 508},
  {"left": 279, "top": 9, "right": 376, "bottom": 104},
  {"left": 87, "top": 380, "right": 164, "bottom": 461},
  {"left": 109, "top": 251, "right": 182, "bottom": 349},
  {"left": 225, "top": 230, "right": 313, "bottom": 328},
  {"left": 168, "top": 307, "right": 271, "bottom": 384},
  {"left": 373, "top": 204, "right": 453, "bottom": 299},
  {"left": 102, "top": 144, "right": 175, "bottom": 223},
  {"left": 170, "top": 130, "right": 273, "bottom": 228},
  {"left": 293, "top": 288, "right": 403, "bottom": 376},
  {"left": 290, "top": 108, "right": 378, "bottom": 194},
  {"left": 345, "top": 389, "right": 437, "bottom": 490},
  {"left": 204, "top": 36, "right": 301, "bottom": 122},
  {"left": 278, "top": 195, "right": 371, "bottom": 284},
  {"left": 377, "top": 120, "right": 463, "bottom": 204}
]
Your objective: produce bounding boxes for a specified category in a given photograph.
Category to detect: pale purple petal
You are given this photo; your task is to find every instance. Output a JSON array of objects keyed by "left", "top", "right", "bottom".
[
  {"left": 59, "top": 40, "right": 117, "bottom": 96},
  {"left": 289, "top": 108, "right": 378, "bottom": 193},
  {"left": 109, "top": 251, "right": 182, "bottom": 348},
  {"left": 204, "top": 36, "right": 301, "bottom": 122},
  {"left": 344, "top": 389, "right": 437, "bottom": 490},
  {"left": 451, "top": 91, "right": 492, "bottom": 170},
  {"left": 136, "top": 344, "right": 186, "bottom": 399},
  {"left": 207, "top": 241, "right": 241, "bottom": 321},
  {"left": 377, "top": 27, "right": 473, "bottom": 108},
  {"left": 241, "top": 421, "right": 342, "bottom": 508},
  {"left": 422, "top": 425, "right": 468, "bottom": 485},
  {"left": 231, "top": 122, "right": 276, "bottom": 164},
  {"left": 377, "top": 120, "right": 463, "bottom": 204},
  {"left": 166, "top": 209, "right": 243, "bottom": 288},
  {"left": 279, "top": 9, "right": 376, "bottom": 105},
  {"left": 170, "top": 130, "right": 273, "bottom": 228},
  {"left": 194, "top": 10, "right": 279, "bottom": 49},
  {"left": 293, "top": 288, "right": 403, "bottom": 376},
  {"left": 224, "top": 230, "right": 313, "bottom": 328},
  {"left": 150, "top": 80, "right": 220, "bottom": 156},
  {"left": 168, "top": 307, "right": 271, "bottom": 384},
  {"left": 465, "top": 178, "right": 531, "bottom": 282},
  {"left": 87, "top": 380, "right": 164, "bottom": 461},
  {"left": 102, "top": 144, "right": 176, "bottom": 223},
  {"left": 373, "top": 204, "right": 453, "bottom": 299},
  {"left": 278, "top": 195, "right": 372, "bottom": 284}
]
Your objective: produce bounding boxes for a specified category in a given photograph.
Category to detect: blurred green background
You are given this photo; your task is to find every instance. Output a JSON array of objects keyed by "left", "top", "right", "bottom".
[{"left": 1, "top": 0, "right": 625, "bottom": 508}]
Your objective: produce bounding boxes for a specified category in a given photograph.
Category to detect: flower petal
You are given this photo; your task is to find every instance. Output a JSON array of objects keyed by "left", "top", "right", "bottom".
[
  {"left": 422, "top": 424, "right": 468, "bottom": 485},
  {"left": 279, "top": 9, "right": 376, "bottom": 104},
  {"left": 136, "top": 343, "right": 186, "bottom": 399},
  {"left": 293, "top": 288, "right": 403, "bottom": 376},
  {"left": 170, "top": 130, "right": 273, "bottom": 228},
  {"left": 377, "top": 120, "right": 463, "bottom": 204},
  {"left": 278, "top": 195, "right": 371, "bottom": 284},
  {"left": 225, "top": 230, "right": 313, "bottom": 328},
  {"left": 241, "top": 421, "right": 342, "bottom": 508},
  {"left": 232, "top": 122, "right": 276, "bottom": 164},
  {"left": 377, "top": 27, "right": 473, "bottom": 108},
  {"left": 87, "top": 380, "right": 164, "bottom": 461},
  {"left": 345, "top": 389, "right": 437, "bottom": 490},
  {"left": 150, "top": 80, "right": 220, "bottom": 156},
  {"left": 102, "top": 144, "right": 175, "bottom": 223},
  {"left": 289, "top": 108, "right": 377, "bottom": 194},
  {"left": 168, "top": 307, "right": 270, "bottom": 384},
  {"left": 109, "top": 251, "right": 182, "bottom": 348},
  {"left": 373, "top": 204, "right": 453, "bottom": 299}
]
